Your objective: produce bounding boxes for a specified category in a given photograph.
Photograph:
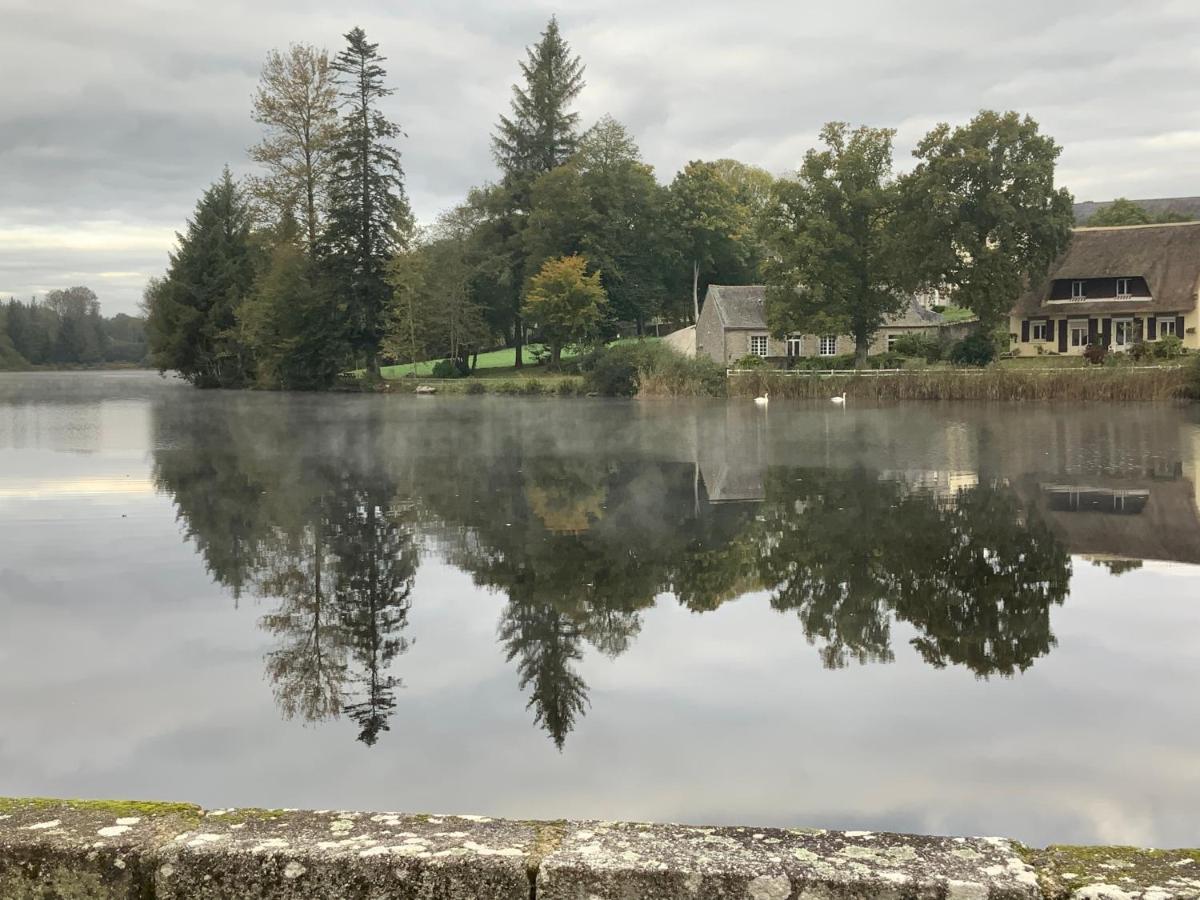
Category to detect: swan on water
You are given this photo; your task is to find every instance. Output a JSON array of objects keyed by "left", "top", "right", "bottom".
[
  {"left": 831, "top": 391, "right": 847, "bottom": 405},
  {"left": 754, "top": 390, "right": 769, "bottom": 406}
]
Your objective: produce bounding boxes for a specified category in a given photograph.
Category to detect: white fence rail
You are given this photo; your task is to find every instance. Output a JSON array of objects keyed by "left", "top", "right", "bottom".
[{"left": 726, "top": 365, "right": 1183, "bottom": 378}]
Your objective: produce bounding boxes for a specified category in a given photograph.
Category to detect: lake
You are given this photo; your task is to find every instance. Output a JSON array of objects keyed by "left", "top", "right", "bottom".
[{"left": 1, "top": 370, "right": 1199, "bottom": 849}]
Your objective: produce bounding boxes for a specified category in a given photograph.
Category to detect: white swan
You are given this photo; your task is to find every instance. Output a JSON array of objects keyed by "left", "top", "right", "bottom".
[
  {"left": 754, "top": 390, "right": 769, "bottom": 407},
  {"left": 830, "top": 391, "right": 847, "bottom": 405}
]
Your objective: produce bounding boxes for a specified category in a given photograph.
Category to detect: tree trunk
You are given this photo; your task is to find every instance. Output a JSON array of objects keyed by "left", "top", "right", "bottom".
[
  {"left": 471, "top": 350, "right": 478, "bottom": 371},
  {"left": 514, "top": 312, "right": 524, "bottom": 368},
  {"left": 692, "top": 260, "right": 700, "bottom": 323},
  {"left": 855, "top": 335, "right": 869, "bottom": 370},
  {"left": 551, "top": 343, "right": 562, "bottom": 367}
]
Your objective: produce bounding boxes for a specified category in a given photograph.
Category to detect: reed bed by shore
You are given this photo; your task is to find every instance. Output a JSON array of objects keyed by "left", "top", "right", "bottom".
[{"left": 724, "top": 366, "right": 1193, "bottom": 402}]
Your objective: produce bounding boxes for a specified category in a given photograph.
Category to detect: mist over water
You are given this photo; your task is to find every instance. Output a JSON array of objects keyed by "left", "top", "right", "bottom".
[{"left": 2, "top": 370, "right": 1199, "bottom": 848}]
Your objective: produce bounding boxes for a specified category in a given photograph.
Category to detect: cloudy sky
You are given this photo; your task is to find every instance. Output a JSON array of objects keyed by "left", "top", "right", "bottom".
[{"left": 3, "top": 0, "right": 1200, "bottom": 315}]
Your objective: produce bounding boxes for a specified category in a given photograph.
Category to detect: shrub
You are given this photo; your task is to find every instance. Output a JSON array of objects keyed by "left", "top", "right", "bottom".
[
  {"left": 1128, "top": 341, "right": 1154, "bottom": 363},
  {"left": 891, "top": 333, "right": 944, "bottom": 363},
  {"left": 431, "top": 357, "right": 471, "bottom": 378},
  {"left": 1187, "top": 355, "right": 1200, "bottom": 399},
  {"left": 465, "top": 380, "right": 486, "bottom": 395},
  {"left": 1156, "top": 334, "right": 1184, "bottom": 360},
  {"left": 948, "top": 332, "right": 998, "bottom": 367},
  {"left": 581, "top": 341, "right": 724, "bottom": 397},
  {"left": 731, "top": 353, "right": 770, "bottom": 369},
  {"left": 1082, "top": 339, "right": 1109, "bottom": 366}
]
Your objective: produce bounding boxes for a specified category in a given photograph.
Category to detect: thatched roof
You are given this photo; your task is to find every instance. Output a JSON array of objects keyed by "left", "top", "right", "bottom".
[
  {"left": 1013, "top": 222, "right": 1200, "bottom": 316},
  {"left": 705, "top": 285, "right": 943, "bottom": 330}
]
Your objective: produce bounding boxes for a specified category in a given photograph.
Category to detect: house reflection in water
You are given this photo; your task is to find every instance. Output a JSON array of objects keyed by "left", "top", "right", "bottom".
[{"left": 1022, "top": 473, "right": 1200, "bottom": 567}]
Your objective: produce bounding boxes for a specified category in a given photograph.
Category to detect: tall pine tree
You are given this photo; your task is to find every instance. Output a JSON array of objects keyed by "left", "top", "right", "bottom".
[
  {"left": 324, "top": 27, "right": 411, "bottom": 378},
  {"left": 145, "top": 168, "right": 258, "bottom": 387},
  {"left": 488, "top": 17, "right": 585, "bottom": 366}
]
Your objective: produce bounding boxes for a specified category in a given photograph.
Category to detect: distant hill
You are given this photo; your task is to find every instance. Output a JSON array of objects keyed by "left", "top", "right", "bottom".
[{"left": 1074, "top": 196, "right": 1200, "bottom": 224}]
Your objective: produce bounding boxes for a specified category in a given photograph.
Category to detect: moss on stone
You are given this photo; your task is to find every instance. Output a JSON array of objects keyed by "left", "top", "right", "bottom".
[
  {"left": 206, "top": 807, "right": 288, "bottom": 826},
  {"left": 0, "top": 797, "right": 202, "bottom": 825},
  {"left": 1024, "top": 843, "right": 1200, "bottom": 899}
]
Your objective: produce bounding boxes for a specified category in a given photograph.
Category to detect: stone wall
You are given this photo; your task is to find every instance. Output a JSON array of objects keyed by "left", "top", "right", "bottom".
[{"left": 1, "top": 797, "right": 1197, "bottom": 899}]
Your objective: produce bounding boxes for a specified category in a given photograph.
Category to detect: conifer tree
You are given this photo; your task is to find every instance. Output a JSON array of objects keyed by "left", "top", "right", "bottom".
[
  {"left": 145, "top": 168, "right": 258, "bottom": 387},
  {"left": 324, "top": 27, "right": 411, "bottom": 378},
  {"left": 487, "top": 17, "right": 586, "bottom": 366}
]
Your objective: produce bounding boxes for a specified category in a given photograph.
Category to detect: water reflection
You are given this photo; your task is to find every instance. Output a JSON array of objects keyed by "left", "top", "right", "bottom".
[{"left": 136, "top": 397, "right": 1200, "bottom": 749}]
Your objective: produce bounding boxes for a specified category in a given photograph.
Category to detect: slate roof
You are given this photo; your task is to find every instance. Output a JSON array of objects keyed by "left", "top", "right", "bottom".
[
  {"left": 704, "top": 285, "right": 943, "bottom": 330},
  {"left": 1012, "top": 222, "right": 1200, "bottom": 316}
]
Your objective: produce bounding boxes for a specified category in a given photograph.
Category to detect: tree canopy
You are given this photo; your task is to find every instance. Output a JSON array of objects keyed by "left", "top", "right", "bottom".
[
  {"left": 763, "top": 123, "right": 909, "bottom": 366},
  {"left": 900, "top": 110, "right": 1075, "bottom": 328},
  {"left": 522, "top": 254, "right": 607, "bottom": 365}
]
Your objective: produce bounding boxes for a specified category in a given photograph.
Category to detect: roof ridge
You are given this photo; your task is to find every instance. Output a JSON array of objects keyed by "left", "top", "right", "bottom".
[{"left": 1074, "top": 221, "right": 1200, "bottom": 232}]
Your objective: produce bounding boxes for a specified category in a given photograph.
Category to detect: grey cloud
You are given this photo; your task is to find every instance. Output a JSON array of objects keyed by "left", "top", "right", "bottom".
[{"left": 3, "top": 0, "right": 1200, "bottom": 314}]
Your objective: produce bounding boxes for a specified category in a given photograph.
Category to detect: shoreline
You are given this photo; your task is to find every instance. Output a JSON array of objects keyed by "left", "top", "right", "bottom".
[{"left": 1, "top": 797, "right": 1197, "bottom": 899}]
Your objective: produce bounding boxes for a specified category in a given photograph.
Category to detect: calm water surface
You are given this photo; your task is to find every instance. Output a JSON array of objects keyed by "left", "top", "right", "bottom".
[{"left": 2, "top": 371, "right": 1199, "bottom": 847}]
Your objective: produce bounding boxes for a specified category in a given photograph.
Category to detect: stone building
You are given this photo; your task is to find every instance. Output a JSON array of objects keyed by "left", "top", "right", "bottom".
[{"left": 695, "top": 284, "right": 947, "bottom": 366}]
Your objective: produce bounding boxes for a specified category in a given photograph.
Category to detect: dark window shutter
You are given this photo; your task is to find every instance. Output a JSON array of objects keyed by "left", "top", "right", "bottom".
[
  {"left": 1058, "top": 321, "right": 1068, "bottom": 353},
  {"left": 1045, "top": 319, "right": 1055, "bottom": 343},
  {"left": 1101, "top": 318, "right": 1112, "bottom": 348},
  {"left": 1148, "top": 317, "right": 1157, "bottom": 340},
  {"left": 1021, "top": 320, "right": 1030, "bottom": 342},
  {"left": 1089, "top": 319, "right": 1098, "bottom": 343},
  {"left": 1178, "top": 315, "right": 1186, "bottom": 337}
]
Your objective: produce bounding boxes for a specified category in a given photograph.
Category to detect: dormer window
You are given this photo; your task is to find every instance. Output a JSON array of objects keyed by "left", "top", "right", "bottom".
[
  {"left": 1116, "top": 278, "right": 1132, "bottom": 299},
  {"left": 1071, "top": 280, "right": 1087, "bottom": 300}
]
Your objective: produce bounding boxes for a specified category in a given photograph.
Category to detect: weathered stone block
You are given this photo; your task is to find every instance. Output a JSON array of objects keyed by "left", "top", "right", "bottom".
[
  {"left": 1026, "top": 845, "right": 1200, "bottom": 900},
  {"left": 0, "top": 797, "right": 201, "bottom": 899},
  {"left": 536, "top": 820, "right": 1043, "bottom": 900},
  {"left": 153, "top": 808, "right": 536, "bottom": 899}
]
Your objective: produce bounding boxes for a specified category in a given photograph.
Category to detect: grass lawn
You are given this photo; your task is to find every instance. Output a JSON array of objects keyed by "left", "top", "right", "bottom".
[
  {"left": 378, "top": 336, "right": 659, "bottom": 380},
  {"left": 379, "top": 344, "right": 569, "bottom": 378}
]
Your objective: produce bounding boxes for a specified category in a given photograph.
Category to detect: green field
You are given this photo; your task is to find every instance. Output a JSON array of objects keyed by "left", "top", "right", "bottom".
[
  {"left": 379, "top": 337, "right": 659, "bottom": 380},
  {"left": 379, "top": 344, "right": 566, "bottom": 379}
]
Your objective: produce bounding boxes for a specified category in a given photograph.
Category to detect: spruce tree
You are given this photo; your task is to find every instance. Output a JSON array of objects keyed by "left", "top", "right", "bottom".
[
  {"left": 324, "top": 27, "right": 411, "bottom": 378},
  {"left": 488, "top": 16, "right": 585, "bottom": 366},
  {"left": 145, "top": 168, "right": 258, "bottom": 387},
  {"left": 493, "top": 16, "right": 586, "bottom": 188}
]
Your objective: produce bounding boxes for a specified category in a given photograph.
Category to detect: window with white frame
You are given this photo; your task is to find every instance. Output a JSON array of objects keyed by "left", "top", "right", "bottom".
[
  {"left": 1031, "top": 321, "right": 1048, "bottom": 342},
  {"left": 1071, "top": 280, "right": 1087, "bottom": 300},
  {"left": 1159, "top": 317, "right": 1178, "bottom": 338},
  {"left": 1116, "top": 278, "right": 1132, "bottom": 299},
  {"left": 887, "top": 334, "right": 899, "bottom": 351},
  {"left": 1114, "top": 318, "right": 1135, "bottom": 348},
  {"left": 819, "top": 335, "right": 837, "bottom": 356},
  {"left": 749, "top": 334, "right": 769, "bottom": 357},
  {"left": 1070, "top": 320, "right": 1089, "bottom": 348},
  {"left": 786, "top": 335, "right": 803, "bottom": 357}
]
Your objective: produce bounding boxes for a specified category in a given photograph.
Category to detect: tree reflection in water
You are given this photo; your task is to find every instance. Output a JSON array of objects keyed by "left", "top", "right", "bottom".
[{"left": 151, "top": 398, "right": 1073, "bottom": 749}]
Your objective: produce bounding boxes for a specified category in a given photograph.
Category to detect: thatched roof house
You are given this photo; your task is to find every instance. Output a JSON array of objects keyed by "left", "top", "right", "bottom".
[
  {"left": 695, "top": 284, "right": 950, "bottom": 365},
  {"left": 1010, "top": 222, "right": 1200, "bottom": 355}
]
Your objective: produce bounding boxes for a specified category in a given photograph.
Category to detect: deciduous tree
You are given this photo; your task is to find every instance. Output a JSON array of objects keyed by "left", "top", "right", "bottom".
[
  {"left": 763, "top": 123, "right": 908, "bottom": 367},
  {"left": 900, "top": 110, "right": 1075, "bottom": 328},
  {"left": 248, "top": 44, "right": 339, "bottom": 254},
  {"left": 522, "top": 254, "right": 606, "bottom": 365},
  {"left": 668, "top": 161, "right": 748, "bottom": 322}
]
